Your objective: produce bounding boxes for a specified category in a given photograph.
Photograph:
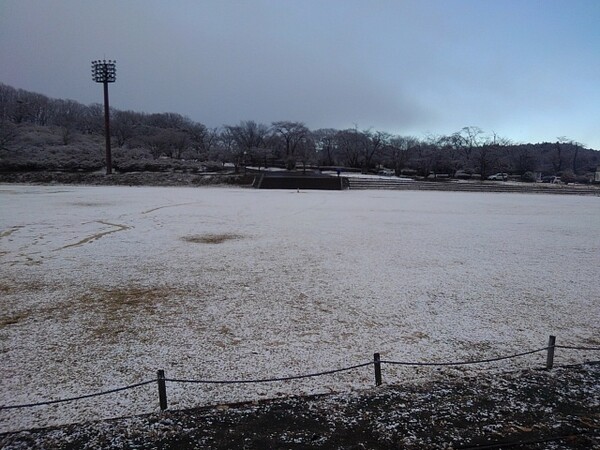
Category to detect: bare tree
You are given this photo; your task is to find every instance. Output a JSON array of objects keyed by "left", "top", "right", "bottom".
[
  {"left": 13, "top": 96, "right": 32, "bottom": 124},
  {"left": 0, "top": 83, "right": 17, "bottom": 122},
  {"left": 147, "top": 112, "right": 187, "bottom": 129},
  {"left": 218, "top": 126, "right": 236, "bottom": 160},
  {"left": 26, "top": 93, "right": 51, "bottom": 126},
  {"left": 386, "top": 135, "right": 419, "bottom": 175},
  {"left": 170, "top": 130, "right": 189, "bottom": 159},
  {"left": 510, "top": 145, "right": 538, "bottom": 174},
  {"left": 452, "top": 126, "right": 485, "bottom": 165},
  {"left": 203, "top": 127, "right": 220, "bottom": 158},
  {"left": 185, "top": 122, "right": 208, "bottom": 157},
  {"left": 145, "top": 130, "right": 185, "bottom": 159},
  {"left": 112, "top": 110, "right": 141, "bottom": 147},
  {"left": 0, "top": 118, "right": 18, "bottom": 150},
  {"left": 413, "top": 134, "right": 442, "bottom": 177},
  {"left": 312, "top": 128, "right": 338, "bottom": 166},
  {"left": 335, "top": 128, "right": 363, "bottom": 168},
  {"left": 556, "top": 136, "right": 585, "bottom": 175},
  {"left": 225, "top": 121, "right": 268, "bottom": 172},
  {"left": 552, "top": 136, "right": 571, "bottom": 173},
  {"left": 53, "top": 99, "right": 84, "bottom": 144},
  {"left": 473, "top": 132, "right": 510, "bottom": 179},
  {"left": 571, "top": 142, "right": 581, "bottom": 175},
  {"left": 361, "top": 129, "right": 389, "bottom": 172},
  {"left": 271, "top": 121, "right": 309, "bottom": 169},
  {"left": 295, "top": 135, "right": 316, "bottom": 173},
  {"left": 80, "top": 103, "right": 104, "bottom": 135}
]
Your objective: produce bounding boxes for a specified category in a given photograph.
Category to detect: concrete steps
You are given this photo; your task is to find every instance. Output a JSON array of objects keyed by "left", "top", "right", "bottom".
[
  {"left": 346, "top": 177, "right": 600, "bottom": 196},
  {"left": 345, "top": 178, "right": 416, "bottom": 190}
]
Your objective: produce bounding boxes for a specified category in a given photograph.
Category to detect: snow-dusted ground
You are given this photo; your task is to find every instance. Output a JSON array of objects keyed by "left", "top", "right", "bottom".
[{"left": 1, "top": 184, "right": 599, "bottom": 433}]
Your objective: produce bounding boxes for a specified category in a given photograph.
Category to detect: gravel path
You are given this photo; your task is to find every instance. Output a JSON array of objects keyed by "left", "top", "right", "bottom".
[{"left": 2, "top": 363, "right": 598, "bottom": 449}]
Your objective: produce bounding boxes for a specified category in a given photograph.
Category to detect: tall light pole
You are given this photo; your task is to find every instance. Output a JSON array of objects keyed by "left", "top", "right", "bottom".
[{"left": 91, "top": 59, "right": 116, "bottom": 175}]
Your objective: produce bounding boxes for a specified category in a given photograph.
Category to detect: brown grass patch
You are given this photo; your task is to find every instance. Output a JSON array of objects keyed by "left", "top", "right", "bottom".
[
  {"left": 403, "top": 331, "right": 430, "bottom": 343},
  {"left": 0, "top": 279, "right": 47, "bottom": 295},
  {"left": 0, "top": 283, "right": 194, "bottom": 340},
  {"left": 80, "top": 285, "right": 192, "bottom": 341},
  {"left": 79, "top": 286, "right": 186, "bottom": 322},
  {"left": 182, "top": 233, "right": 242, "bottom": 244},
  {"left": 0, "top": 311, "right": 29, "bottom": 328},
  {"left": 0, "top": 282, "right": 12, "bottom": 295}
]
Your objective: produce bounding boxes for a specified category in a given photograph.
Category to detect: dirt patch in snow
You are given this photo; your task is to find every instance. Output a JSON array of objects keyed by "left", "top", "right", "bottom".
[
  {"left": 1, "top": 363, "right": 598, "bottom": 449},
  {"left": 181, "top": 233, "right": 243, "bottom": 244}
]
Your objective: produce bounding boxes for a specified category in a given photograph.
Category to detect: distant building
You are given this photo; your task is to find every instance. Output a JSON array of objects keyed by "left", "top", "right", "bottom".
[{"left": 595, "top": 167, "right": 600, "bottom": 182}]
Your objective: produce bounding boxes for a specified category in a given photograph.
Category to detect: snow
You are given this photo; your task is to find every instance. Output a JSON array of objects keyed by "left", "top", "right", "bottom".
[
  {"left": 322, "top": 171, "right": 414, "bottom": 181},
  {"left": 1, "top": 184, "right": 599, "bottom": 432}
]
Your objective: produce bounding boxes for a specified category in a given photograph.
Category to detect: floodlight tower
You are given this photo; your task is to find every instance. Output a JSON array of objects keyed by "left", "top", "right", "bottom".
[{"left": 91, "top": 59, "right": 116, "bottom": 175}]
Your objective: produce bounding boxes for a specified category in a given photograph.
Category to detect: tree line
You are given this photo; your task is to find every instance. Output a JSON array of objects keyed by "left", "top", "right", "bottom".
[{"left": 1, "top": 82, "right": 598, "bottom": 181}]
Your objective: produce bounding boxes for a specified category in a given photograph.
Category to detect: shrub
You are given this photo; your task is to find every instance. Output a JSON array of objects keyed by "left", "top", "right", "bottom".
[
  {"left": 202, "top": 161, "right": 227, "bottom": 172},
  {"left": 559, "top": 170, "right": 576, "bottom": 184},
  {"left": 521, "top": 171, "right": 536, "bottom": 182},
  {"left": 575, "top": 174, "right": 592, "bottom": 184}
]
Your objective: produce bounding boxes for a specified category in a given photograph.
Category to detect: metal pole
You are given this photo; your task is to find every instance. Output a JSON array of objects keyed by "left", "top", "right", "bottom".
[
  {"left": 546, "top": 335, "right": 556, "bottom": 370},
  {"left": 103, "top": 81, "right": 112, "bottom": 175},
  {"left": 374, "top": 352, "right": 382, "bottom": 386},
  {"left": 157, "top": 369, "right": 168, "bottom": 410},
  {"left": 92, "top": 59, "right": 116, "bottom": 175}
]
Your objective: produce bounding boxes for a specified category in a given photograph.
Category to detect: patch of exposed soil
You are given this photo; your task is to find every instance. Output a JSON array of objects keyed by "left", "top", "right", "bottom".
[
  {"left": 181, "top": 233, "right": 243, "bottom": 244},
  {"left": 1, "top": 363, "right": 598, "bottom": 449}
]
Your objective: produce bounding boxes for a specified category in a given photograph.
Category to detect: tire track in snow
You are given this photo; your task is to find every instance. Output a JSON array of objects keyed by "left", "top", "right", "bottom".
[
  {"left": 141, "top": 202, "right": 196, "bottom": 215},
  {"left": 55, "top": 221, "right": 131, "bottom": 250}
]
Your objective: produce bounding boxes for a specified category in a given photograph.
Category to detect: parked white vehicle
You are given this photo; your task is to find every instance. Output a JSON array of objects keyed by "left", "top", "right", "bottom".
[
  {"left": 487, "top": 173, "right": 508, "bottom": 181},
  {"left": 542, "top": 176, "right": 562, "bottom": 184}
]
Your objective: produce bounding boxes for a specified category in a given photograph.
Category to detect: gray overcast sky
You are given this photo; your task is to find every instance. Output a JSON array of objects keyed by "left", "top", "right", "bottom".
[{"left": 1, "top": 0, "right": 599, "bottom": 148}]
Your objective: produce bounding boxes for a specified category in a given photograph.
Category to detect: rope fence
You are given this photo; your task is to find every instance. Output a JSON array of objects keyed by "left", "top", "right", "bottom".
[
  {"left": 0, "top": 380, "right": 155, "bottom": 411},
  {"left": 1, "top": 335, "right": 598, "bottom": 413},
  {"left": 556, "top": 344, "right": 600, "bottom": 351},
  {"left": 379, "top": 346, "right": 550, "bottom": 367},
  {"left": 165, "top": 361, "right": 374, "bottom": 385}
]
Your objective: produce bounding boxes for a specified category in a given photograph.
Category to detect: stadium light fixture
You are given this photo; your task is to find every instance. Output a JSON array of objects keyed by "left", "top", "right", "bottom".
[{"left": 91, "top": 60, "right": 116, "bottom": 175}]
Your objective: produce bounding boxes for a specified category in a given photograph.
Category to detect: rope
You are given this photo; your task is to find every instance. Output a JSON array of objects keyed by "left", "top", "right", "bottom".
[
  {"left": 0, "top": 380, "right": 155, "bottom": 410},
  {"left": 166, "top": 346, "right": 551, "bottom": 385},
  {"left": 381, "top": 346, "right": 549, "bottom": 367},
  {"left": 556, "top": 345, "right": 600, "bottom": 351},
  {"left": 166, "top": 361, "right": 373, "bottom": 385}
]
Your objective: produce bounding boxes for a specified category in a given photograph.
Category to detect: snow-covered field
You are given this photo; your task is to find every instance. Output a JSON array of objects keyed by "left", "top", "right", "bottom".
[{"left": 1, "top": 184, "right": 599, "bottom": 432}]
